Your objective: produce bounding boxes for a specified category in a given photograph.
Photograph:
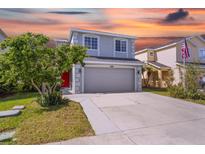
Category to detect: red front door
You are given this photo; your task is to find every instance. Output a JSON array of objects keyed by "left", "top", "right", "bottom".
[{"left": 61, "top": 71, "right": 70, "bottom": 87}]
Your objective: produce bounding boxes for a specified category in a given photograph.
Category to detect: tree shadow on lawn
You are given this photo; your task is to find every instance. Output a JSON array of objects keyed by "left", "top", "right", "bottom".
[{"left": 0, "top": 92, "right": 38, "bottom": 102}]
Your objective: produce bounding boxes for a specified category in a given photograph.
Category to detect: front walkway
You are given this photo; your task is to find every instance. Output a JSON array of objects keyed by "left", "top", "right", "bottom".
[{"left": 51, "top": 92, "right": 205, "bottom": 144}]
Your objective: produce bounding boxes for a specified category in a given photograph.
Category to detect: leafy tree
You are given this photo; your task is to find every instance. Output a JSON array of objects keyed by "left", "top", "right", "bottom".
[
  {"left": 164, "top": 69, "right": 174, "bottom": 88},
  {"left": 142, "top": 65, "right": 155, "bottom": 87},
  {"left": 0, "top": 33, "right": 87, "bottom": 103}
]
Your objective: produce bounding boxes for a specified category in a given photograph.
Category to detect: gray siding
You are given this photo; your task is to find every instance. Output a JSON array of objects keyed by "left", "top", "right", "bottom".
[
  {"left": 0, "top": 34, "right": 5, "bottom": 42},
  {"left": 73, "top": 64, "right": 82, "bottom": 94},
  {"left": 136, "top": 66, "right": 142, "bottom": 92},
  {"left": 70, "top": 32, "right": 135, "bottom": 59}
]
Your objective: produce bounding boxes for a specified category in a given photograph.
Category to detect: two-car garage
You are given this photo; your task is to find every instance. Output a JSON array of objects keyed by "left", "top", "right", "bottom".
[
  {"left": 84, "top": 66, "right": 135, "bottom": 93},
  {"left": 70, "top": 57, "right": 142, "bottom": 94}
]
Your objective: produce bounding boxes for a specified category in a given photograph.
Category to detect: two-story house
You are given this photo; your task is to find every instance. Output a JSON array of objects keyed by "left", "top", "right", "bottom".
[
  {"left": 61, "top": 28, "right": 143, "bottom": 94},
  {"left": 136, "top": 35, "right": 205, "bottom": 87}
]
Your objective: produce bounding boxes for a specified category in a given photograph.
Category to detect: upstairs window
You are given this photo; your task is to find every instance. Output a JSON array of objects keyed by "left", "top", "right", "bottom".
[
  {"left": 199, "top": 48, "right": 205, "bottom": 59},
  {"left": 115, "top": 39, "right": 127, "bottom": 52},
  {"left": 149, "top": 52, "right": 154, "bottom": 56},
  {"left": 84, "top": 36, "right": 98, "bottom": 50}
]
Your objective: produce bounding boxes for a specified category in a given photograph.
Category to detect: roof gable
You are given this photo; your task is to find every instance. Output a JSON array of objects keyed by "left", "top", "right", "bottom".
[
  {"left": 136, "top": 35, "right": 205, "bottom": 55},
  {"left": 0, "top": 28, "right": 7, "bottom": 38},
  {"left": 69, "top": 28, "right": 136, "bottom": 42}
]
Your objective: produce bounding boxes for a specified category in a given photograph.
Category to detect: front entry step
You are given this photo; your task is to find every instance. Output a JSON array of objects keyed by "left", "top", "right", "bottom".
[{"left": 61, "top": 87, "right": 72, "bottom": 95}]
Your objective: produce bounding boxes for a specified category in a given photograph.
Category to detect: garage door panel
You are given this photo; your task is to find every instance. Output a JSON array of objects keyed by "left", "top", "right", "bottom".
[{"left": 84, "top": 67, "right": 134, "bottom": 93}]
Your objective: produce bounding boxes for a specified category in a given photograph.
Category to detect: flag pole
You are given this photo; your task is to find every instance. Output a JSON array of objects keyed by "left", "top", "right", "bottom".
[
  {"left": 183, "top": 39, "right": 186, "bottom": 91},
  {"left": 181, "top": 38, "right": 190, "bottom": 91},
  {"left": 183, "top": 51, "right": 186, "bottom": 89}
]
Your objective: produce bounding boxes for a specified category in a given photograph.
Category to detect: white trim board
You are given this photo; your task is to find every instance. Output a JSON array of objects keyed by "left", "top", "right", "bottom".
[
  {"left": 84, "top": 60, "right": 143, "bottom": 66},
  {"left": 71, "top": 65, "right": 76, "bottom": 93},
  {"left": 81, "top": 67, "right": 85, "bottom": 93},
  {"left": 70, "top": 28, "right": 136, "bottom": 39},
  {"left": 85, "top": 64, "right": 136, "bottom": 69},
  {"left": 134, "top": 67, "right": 137, "bottom": 91}
]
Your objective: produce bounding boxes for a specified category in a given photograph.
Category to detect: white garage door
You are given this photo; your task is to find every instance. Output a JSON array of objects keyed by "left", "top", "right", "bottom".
[{"left": 84, "top": 67, "right": 135, "bottom": 93}]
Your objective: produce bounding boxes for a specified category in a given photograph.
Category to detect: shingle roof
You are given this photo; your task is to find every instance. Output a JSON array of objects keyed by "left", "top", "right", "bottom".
[
  {"left": 46, "top": 40, "right": 56, "bottom": 48},
  {"left": 201, "top": 34, "right": 205, "bottom": 40},
  {"left": 148, "top": 61, "right": 170, "bottom": 69}
]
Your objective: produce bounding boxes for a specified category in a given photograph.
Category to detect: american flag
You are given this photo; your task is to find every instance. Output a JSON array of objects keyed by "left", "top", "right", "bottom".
[{"left": 181, "top": 39, "right": 190, "bottom": 59}]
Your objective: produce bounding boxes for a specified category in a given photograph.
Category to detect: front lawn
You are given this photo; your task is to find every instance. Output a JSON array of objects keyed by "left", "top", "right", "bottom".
[
  {"left": 143, "top": 88, "right": 169, "bottom": 96},
  {"left": 0, "top": 93, "right": 94, "bottom": 144},
  {"left": 143, "top": 88, "right": 205, "bottom": 105}
]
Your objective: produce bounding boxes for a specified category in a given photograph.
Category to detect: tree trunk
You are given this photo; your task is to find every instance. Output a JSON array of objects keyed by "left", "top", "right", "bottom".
[
  {"left": 146, "top": 73, "right": 152, "bottom": 87},
  {"left": 31, "top": 79, "right": 43, "bottom": 98},
  {"left": 51, "top": 83, "right": 58, "bottom": 93}
]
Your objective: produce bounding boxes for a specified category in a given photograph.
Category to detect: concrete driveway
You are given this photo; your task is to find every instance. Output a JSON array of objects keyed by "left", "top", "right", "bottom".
[{"left": 54, "top": 92, "right": 205, "bottom": 144}]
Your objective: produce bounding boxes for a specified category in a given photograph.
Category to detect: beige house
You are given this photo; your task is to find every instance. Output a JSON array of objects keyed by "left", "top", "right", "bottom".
[{"left": 136, "top": 35, "right": 205, "bottom": 88}]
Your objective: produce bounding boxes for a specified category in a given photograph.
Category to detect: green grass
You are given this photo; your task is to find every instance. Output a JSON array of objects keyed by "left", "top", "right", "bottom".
[
  {"left": 143, "top": 88, "right": 169, "bottom": 96},
  {"left": 0, "top": 93, "right": 38, "bottom": 132},
  {"left": 0, "top": 93, "right": 94, "bottom": 144},
  {"left": 143, "top": 87, "right": 205, "bottom": 105}
]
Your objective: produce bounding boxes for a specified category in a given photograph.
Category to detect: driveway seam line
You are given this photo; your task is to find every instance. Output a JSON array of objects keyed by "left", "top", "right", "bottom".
[
  {"left": 122, "top": 132, "right": 137, "bottom": 144},
  {"left": 89, "top": 97, "right": 122, "bottom": 132},
  {"left": 122, "top": 117, "right": 205, "bottom": 133}
]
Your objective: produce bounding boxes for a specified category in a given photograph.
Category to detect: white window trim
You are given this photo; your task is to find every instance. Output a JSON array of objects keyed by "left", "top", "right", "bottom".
[
  {"left": 114, "top": 38, "right": 128, "bottom": 53},
  {"left": 199, "top": 48, "right": 205, "bottom": 59},
  {"left": 82, "top": 34, "right": 100, "bottom": 55}
]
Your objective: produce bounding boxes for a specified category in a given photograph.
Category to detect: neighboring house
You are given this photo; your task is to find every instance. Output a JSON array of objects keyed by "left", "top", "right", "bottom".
[
  {"left": 136, "top": 35, "right": 205, "bottom": 88},
  {"left": 61, "top": 28, "right": 143, "bottom": 94},
  {"left": 54, "top": 39, "right": 69, "bottom": 46},
  {"left": 0, "top": 28, "right": 7, "bottom": 53},
  {"left": 46, "top": 39, "right": 69, "bottom": 49},
  {"left": 0, "top": 28, "right": 7, "bottom": 42}
]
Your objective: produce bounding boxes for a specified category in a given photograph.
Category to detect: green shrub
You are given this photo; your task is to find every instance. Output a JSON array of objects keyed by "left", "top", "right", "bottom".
[
  {"left": 0, "top": 82, "right": 16, "bottom": 96},
  {"left": 37, "top": 92, "right": 69, "bottom": 107},
  {"left": 0, "top": 82, "right": 36, "bottom": 97},
  {"left": 164, "top": 69, "right": 174, "bottom": 88},
  {"left": 168, "top": 84, "right": 186, "bottom": 99},
  {"left": 186, "top": 91, "right": 201, "bottom": 100},
  {"left": 168, "top": 83, "right": 205, "bottom": 100},
  {"left": 168, "top": 63, "right": 205, "bottom": 100}
]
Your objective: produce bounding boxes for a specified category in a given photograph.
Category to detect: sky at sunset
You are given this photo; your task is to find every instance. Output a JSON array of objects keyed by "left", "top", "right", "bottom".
[{"left": 0, "top": 8, "right": 205, "bottom": 50}]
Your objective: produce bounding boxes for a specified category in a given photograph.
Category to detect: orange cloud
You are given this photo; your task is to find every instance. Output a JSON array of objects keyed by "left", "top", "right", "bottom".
[{"left": 0, "top": 8, "right": 205, "bottom": 39}]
